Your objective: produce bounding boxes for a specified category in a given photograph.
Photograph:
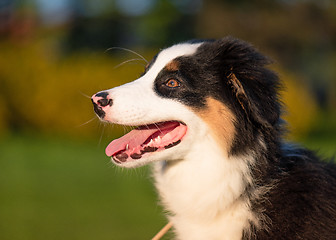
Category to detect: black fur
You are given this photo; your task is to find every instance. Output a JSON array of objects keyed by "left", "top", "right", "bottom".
[
  {"left": 153, "top": 37, "right": 336, "bottom": 239},
  {"left": 248, "top": 145, "right": 336, "bottom": 240}
]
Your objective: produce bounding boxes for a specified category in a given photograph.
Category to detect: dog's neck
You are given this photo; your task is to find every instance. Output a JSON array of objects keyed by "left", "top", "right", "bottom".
[{"left": 153, "top": 135, "right": 258, "bottom": 239}]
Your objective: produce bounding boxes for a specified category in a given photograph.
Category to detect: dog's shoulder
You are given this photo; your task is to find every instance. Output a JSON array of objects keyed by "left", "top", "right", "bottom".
[
  {"left": 249, "top": 144, "right": 336, "bottom": 240},
  {"left": 279, "top": 144, "right": 336, "bottom": 183}
]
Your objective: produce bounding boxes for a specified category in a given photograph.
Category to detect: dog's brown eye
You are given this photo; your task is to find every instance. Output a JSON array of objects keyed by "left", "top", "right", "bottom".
[{"left": 165, "top": 79, "right": 180, "bottom": 88}]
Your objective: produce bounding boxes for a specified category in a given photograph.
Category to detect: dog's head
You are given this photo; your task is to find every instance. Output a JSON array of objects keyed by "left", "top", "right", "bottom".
[{"left": 92, "top": 37, "right": 281, "bottom": 167}]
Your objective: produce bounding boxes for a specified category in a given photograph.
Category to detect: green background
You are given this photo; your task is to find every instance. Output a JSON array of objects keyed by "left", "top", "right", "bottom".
[{"left": 0, "top": 0, "right": 335, "bottom": 239}]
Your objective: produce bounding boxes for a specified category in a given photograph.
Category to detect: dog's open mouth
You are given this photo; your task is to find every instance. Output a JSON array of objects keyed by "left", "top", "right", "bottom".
[{"left": 106, "top": 121, "right": 187, "bottom": 164}]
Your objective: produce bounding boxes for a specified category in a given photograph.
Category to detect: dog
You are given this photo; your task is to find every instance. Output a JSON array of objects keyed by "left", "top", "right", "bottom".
[{"left": 91, "top": 37, "right": 336, "bottom": 240}]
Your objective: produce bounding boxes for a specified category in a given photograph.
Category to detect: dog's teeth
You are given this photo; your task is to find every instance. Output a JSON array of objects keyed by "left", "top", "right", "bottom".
[
  {"left": 155, "top": 136, "right": 162, "bottom": 144},
  {"left": 149, "top": 139, "right": 154, "bottom": 145},
  {"left": 126, "top": 144, "right": 129, "bottom": 150}
]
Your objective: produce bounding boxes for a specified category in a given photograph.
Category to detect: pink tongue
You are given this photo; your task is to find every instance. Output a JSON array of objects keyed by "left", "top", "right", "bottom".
[{"left": 105, "top": 122, "right": 186, "bottom": 157}]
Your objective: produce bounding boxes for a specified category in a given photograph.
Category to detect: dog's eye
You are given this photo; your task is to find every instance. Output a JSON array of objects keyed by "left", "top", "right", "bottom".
[{"left": 165, "top": 79, "right": 180, "bottom": 88}]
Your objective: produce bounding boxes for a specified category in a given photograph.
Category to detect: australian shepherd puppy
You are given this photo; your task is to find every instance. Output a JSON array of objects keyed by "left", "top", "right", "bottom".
[{"left": 91, "top": 37, "right": 336, "bottom": 240}]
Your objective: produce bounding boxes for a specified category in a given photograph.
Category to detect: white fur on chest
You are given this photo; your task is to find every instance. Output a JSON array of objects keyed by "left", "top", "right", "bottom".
[{"left": 153, "top": 134, "right": 256, "bottom": 240}]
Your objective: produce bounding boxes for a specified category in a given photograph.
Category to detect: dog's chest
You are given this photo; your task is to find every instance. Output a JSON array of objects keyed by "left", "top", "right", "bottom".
[{"left": 153, "top": 149, "right": 255, "bottom": 240}]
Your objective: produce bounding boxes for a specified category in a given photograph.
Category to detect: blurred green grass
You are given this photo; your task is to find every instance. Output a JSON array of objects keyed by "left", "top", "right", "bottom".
[{"left": 0, "top": 134, "right": 168, "bottom": 240}]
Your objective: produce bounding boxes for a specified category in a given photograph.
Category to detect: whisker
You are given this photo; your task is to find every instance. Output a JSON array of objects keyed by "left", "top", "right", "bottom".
[
  {"left": 105, "top": 47, "right": 149, "bottom": 64},
  {"left": 76, "top": 117, "right": 97, "bottom": 128},
  {"left": 79, "top": 90, "right": 92, "bottom": 99},
  {"left": 126, "top": 125, "right": 136, "bottom": 135},
  {"left": 153, "top": 122, "right": 164, "bottom": 135},
  {"left": 98, "top": 122, "right": 107, "bottom": 146},
  {"left": 122, "top": 125, "right": 128, "bottom": 135},
  {"left": 113, "top": 58, "right": 145, "bottom": 69}
]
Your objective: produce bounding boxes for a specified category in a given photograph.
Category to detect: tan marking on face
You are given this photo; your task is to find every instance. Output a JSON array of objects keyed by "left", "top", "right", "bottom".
[
  {"left": 165, "top": 60, "right": 179, "bottom": 72},
  {"left": 197, "top": 97, "right": 236, "bottom": 152}
]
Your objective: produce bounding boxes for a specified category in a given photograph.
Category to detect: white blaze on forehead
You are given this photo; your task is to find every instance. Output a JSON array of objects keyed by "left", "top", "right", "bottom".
[{"left": 143, "top": 42, "right": 202, "bottom": 81}]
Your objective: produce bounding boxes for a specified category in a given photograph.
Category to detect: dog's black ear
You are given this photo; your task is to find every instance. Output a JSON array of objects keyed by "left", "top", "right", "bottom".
[
  {"left": 210, "top": 37, "right": 281, "bottom": 129},
  {"left": 227, "top": 69, "right": 280, "bottom": 129},
  {"left": 200, "top": 37, "right": 281, "bottom": 128}
]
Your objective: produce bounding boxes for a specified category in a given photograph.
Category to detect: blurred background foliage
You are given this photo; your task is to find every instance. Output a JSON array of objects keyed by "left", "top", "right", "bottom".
[{"left": 0, "top": 0, "right": 335, "bottom": 239}]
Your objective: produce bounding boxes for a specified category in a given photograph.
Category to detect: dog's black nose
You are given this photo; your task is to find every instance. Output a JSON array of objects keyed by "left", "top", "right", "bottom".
[
  {"left": 95, "top": 91, "right": 109, "bottom": 99},
  {"left": 91, "top": 91, "right": 112, "bottom": 118},
  {"left": 91, "top": 99, "right": 106, "bottom": 118},
  {"left": 97, "top": 98, "right": 112, "bottom": 107},
  {"left": 92, "top": 92, "right": 113, "bottom": 107}
]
